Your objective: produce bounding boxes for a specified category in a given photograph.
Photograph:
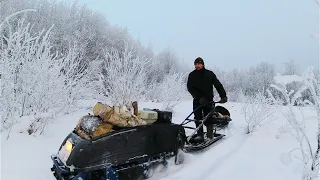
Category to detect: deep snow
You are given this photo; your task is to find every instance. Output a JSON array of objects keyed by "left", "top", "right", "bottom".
[{"left": 1, "top": 101, "right": 318, "bottom": 180}]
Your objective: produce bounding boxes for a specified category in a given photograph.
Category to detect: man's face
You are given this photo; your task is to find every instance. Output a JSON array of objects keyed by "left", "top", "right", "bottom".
[{"left": 194, "top": 63, "right": 204, "bottom": 70}]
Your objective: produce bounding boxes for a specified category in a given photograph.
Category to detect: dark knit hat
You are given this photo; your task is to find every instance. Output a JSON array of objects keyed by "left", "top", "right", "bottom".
[{"left": 194, "top": 57, "right": 204, "bottom": 65}]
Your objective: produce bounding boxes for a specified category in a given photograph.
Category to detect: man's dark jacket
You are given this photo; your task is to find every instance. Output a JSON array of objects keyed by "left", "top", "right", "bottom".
[{"left": 187, "top": 68, "right": 227, "bottom": 101}]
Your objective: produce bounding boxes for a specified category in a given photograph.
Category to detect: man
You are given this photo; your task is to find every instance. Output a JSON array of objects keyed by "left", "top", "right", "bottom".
[{"left": 187, "top": 57, "right": 227, "bottom": 142}]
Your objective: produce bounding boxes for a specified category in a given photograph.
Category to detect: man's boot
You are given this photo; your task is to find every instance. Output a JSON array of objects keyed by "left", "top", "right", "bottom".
[
  {"left": 192, "top": 125, "right": 204, "bottom": 143},
  {"left": 206, "top": 124, "right": 213, "bottom": 139}
]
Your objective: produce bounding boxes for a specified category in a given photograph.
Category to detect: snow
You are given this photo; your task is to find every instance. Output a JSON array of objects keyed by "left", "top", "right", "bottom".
[
  {"left": 1, "top": 101, "right": 318, "bottom": 180},
  {"left": 79, "top": 115, "right": 101, "bottom": 133},
  {"left": 274, "top": 73, "right": 303, "bottom": 85}
]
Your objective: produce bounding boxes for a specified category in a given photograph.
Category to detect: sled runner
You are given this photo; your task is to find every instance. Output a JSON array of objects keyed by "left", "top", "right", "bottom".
[{"left": 50, "top": 101, "right": 231, "bottom": 180}]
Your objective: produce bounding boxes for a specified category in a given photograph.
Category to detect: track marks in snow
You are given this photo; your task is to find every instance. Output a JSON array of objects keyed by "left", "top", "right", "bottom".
[
  {"left": 148, "top": 151, "right": 197, "bottom": 180},
  {"left": 153, "top": 134, "right": 248, "bottom": 180},
  {"left": 199, "top": 135, "right": 248, "bottom": 180}
]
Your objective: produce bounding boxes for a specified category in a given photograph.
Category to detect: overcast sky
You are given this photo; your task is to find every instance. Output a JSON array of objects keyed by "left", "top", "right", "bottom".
[{"left": 75, "top": 0, "right": 319, "bottom": 72}]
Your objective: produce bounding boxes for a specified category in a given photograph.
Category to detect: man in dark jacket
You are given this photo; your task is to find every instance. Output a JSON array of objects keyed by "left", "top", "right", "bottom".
[{"left": 187, "top": 57, "right": 227, "bottom": 142}]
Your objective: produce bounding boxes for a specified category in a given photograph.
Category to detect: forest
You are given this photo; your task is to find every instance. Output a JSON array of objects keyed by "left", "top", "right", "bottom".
[{"left": 0, "top": 0, "right": 318, "bottom": 132}]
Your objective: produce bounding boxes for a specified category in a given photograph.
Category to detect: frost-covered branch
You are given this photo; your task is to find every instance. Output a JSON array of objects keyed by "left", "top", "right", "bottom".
[
  {"left": 148, "top": 72, "right": 188, "bottom": 111},
  {"left": 0, "top": 15, "right": 91, "bottom": 136},
  {"left": 300, "top": 67, "right": 320, "bottom": 179},
  {"left": 97, "top": 44, "right": 150, "bottom": 107},
  {"left": 268, "top": 68, "right": 320, "bottom": 180},
  {"left": 57, "top": 42, "right": 92, "bottom": 110},
  {"left": 240, "top": 91, "right": 276, "bottom": 134},
  {"left": 0, "top": 9, "right": 36, "bottom": 31}
]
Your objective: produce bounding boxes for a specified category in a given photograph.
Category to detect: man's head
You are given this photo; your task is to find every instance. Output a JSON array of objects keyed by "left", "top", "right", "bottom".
[{"left": 194, "top": 57, "right": 204, "bottom": 70}]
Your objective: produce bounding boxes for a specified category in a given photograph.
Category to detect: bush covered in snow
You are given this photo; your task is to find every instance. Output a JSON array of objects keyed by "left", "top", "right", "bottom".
[
  {"left": 149, "top": 72, "right": 189, "bottom": 111},
  {"left": 268, "top": 67, "right": 320, "bottom": 180},
  {"left": 240, "top": 91, "right": 276, "bottom": 134},
  {"left": 0, "top": 13, "right": 91, "bottom": 135},
  {"left": 210, "top": 60, "right": 318, "bottom": 103},
  {"left": 94, "top": 45, "right": 150, "bottom": 107},
  {"left": 90, "top": 44, "right": 189, "bottom": 110}
]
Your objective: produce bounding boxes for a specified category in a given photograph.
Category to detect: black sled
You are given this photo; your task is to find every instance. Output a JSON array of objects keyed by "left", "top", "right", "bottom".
[
  {"left": 182, "top": 101, "right": 232, "bottom": 152},
  {"left": 50, "top": 101, "right": 231, "bottom": 180}
]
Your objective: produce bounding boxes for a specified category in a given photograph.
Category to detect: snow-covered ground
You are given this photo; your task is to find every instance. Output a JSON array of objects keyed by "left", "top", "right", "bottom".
[{"left": 1, "top": 100, "right": 318, "bottom": 180}]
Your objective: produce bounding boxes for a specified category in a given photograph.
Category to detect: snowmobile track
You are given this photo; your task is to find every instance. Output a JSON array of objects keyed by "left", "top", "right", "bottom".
[
  {"left": 197, "top": 135, "right": 248, "bottom": 180},
  {"left": 149, "top": 133, "right": 235, "bottom": 180}
]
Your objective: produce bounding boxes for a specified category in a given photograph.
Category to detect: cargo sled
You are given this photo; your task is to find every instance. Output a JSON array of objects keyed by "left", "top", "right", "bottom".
[{"left": 50, "top": 101, "right": 231, "bottom": 180}]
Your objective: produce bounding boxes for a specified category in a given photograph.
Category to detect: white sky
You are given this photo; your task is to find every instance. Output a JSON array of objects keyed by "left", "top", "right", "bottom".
[{"left": 74, "top": 0, "right": 319, "bottom": 72}]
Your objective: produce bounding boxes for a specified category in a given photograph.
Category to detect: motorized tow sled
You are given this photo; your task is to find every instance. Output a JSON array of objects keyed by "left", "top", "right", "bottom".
[{"left": 50, "top": 101, "right": 231, "bottom": 180}]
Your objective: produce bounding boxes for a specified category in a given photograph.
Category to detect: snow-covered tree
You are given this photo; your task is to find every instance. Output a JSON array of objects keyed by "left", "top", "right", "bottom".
[
  {"left": 0, "top": 12, "right": 90, "bottom": 135},
  {"left": 210, "top": 62, "right": 276, "bottom": 102},
  {"left": 268, "top": 67, "right": 320, "bottom": 180},
  {"left": 0, "top": 0, "right": 156, "bottom": 66},
  {"left": 284, "top": 59, "right": 301, "bottom": 76},
  {"left": 96, "top": 44, "right": 150, "bottom": 107},
  {"left": 0, "top": 0, "right": 194, "bottom": 106},
  {"left": 0, "top": 0, "right": 195, "bottom": 137},
  {"left": 245, "top": 62, "right": 276, "bottom": 97},
  {"left": 0, "top": 9, "right": 37, "bottom": 133},
  {"left": 148, "top": 72, "right": 189, "bottom": 111},
  {"left": 146, "top": 47, "right": 188, "bottom": 85}
]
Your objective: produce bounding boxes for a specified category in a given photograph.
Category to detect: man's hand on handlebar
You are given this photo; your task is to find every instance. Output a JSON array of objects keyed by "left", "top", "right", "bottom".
[
  {"left": 218, "top": 97, "right": 228, "bottom": 103},
  {"left": 199, "top": 96, "right": 228, "bottom": 105}
]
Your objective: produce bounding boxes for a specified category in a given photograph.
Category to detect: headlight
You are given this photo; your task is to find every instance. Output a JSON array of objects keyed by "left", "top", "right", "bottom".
[
  {"left": 58, "top": 139, "right": 74, "bottom": 163},
  {"left": 65, "top": 140, "right": 74, "bottom": 152}
]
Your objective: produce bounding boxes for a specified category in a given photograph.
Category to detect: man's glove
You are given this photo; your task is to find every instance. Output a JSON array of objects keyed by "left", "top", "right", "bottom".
[
  {"left": 199, "top": 97, "right": 208, "bottom": 105},
  {"left": 219, "top": 97, "right": 228, "bottom": 103}
]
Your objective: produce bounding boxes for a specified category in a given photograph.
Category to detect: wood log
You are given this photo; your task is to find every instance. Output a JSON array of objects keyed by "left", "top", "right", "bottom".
[{"left": 132, "top": 101, "right": 138, "bottom": 116}]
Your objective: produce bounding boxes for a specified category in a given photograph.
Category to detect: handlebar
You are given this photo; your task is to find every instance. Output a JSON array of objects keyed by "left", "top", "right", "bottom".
[{"left": 200, "top": 100, "right": 225, "bottom": 106}]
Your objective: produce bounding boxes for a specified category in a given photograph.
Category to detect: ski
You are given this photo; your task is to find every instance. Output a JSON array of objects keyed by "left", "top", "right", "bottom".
[{"left": 184, "top": 133, "right": 225, "bottom": 152}]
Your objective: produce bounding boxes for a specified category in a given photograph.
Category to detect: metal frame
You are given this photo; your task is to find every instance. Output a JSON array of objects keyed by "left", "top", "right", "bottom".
[{"left": 179, "top": 101, "right": 218, "bottom": 142}]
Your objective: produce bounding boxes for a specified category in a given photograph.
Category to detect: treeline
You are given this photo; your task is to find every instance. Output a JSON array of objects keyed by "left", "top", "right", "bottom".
[
  {"left": 0, "top": 0, "right": 188, "bottom": 82},
  {"left": 211, "top": 60, "right": 319, "bottom": 104},
  {"left": 0, "top": 0, "right": 189, "bottom": 133},
  {"left": 0, "top": 0, "right": 317, "bottom": 134}
]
